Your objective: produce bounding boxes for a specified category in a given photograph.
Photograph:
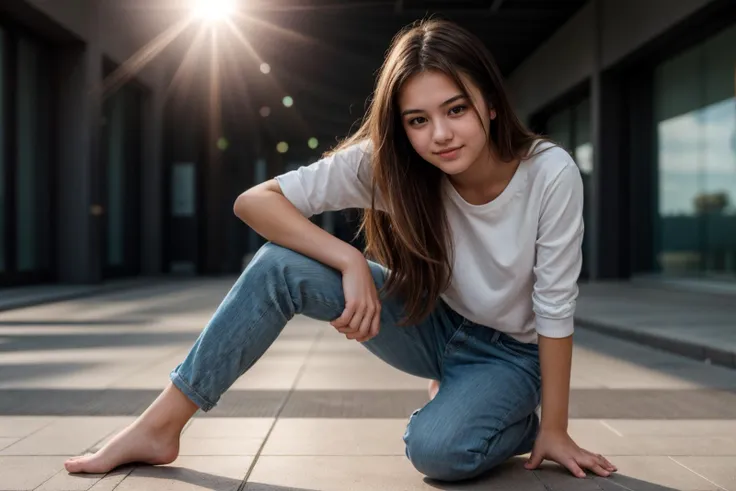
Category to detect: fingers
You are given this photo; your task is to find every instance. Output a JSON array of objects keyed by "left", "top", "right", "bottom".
[
  {"left": 354, "top": 303, "right": 376, "bottom": 342},
  {"left": 524, "top": 450, "right": 543, "bottom": 470},
  {"left": 331, "top": 304, "right": 355, "bottom": 331},
  {"left": 598, "top": 454, "right": 617, "bottom": 472},
  {"left": 584, "top": 451, "right": 616, "bottom": 473},
  {"left": 579, "top": 453, "right": 615, "bottom": 477},
  {"left": 565, "top": 459, "right": 586, "bottom": 479},
  {"left": 346, "top": 304, "right": 366, "bottom": 340},
  {"left": 332, "top": 300, "right": 381, "bottom": 342},
  {"left": 369, "top": 303, "right": 381, "bottom": 338},
  {"left": 588, "top": 463, "right": 611, "bottom": 477}
]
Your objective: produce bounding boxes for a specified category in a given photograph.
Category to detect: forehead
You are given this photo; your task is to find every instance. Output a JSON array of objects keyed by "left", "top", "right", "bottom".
[{"left": 398, "top": 70, "right": 481, "bottom": 109}]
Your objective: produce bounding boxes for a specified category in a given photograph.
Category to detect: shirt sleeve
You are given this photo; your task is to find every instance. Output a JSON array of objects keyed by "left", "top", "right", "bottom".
[
  {"left": 532, "top": 162, "right": 584, "bottom": 338},
  {"left": 274, "top": 140, "right": 382, "bottom": 218}
]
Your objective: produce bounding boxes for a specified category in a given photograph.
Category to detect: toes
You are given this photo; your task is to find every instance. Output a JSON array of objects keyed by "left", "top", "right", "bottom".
[{"left": 65, "top": 456, "right": 93, "bottom": 473}]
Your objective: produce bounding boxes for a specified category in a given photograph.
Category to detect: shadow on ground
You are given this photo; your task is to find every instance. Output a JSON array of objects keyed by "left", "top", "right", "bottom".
[
  {"left": 422, "top": 459, "right": 680, "bottom": 491},
  {"left": 91, "top": 458, "right": 679, "bottom": 491}
]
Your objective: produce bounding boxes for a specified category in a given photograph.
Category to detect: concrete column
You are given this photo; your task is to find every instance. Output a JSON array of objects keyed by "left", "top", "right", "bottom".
[
  {"left": 589, "top": 0, "right": 602, "bottom": 281},
  {"left": 140, "top": 65, "right": 165, "bottom": 276},
  {"left": 55, "top": 2, "right": 103, "bottom": 284}
]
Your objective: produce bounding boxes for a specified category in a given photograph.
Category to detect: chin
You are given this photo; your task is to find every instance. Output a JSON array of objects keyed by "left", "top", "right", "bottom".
[{"left": 429, "top": 158, "right": 473, "bottom": 175}]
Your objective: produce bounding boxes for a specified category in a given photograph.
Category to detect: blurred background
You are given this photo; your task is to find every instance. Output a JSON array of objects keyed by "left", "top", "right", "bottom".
[
  {"left": 0, "top": 0, "right": 734, "bottom": 288},
  {"left": 0, "top": 2, "right": 735, "bottom": 489}
]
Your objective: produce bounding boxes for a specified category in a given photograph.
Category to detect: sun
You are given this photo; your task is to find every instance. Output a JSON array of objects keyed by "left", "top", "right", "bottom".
[{"left": 192, "top": 0, "right": 236, "bottom": 21}]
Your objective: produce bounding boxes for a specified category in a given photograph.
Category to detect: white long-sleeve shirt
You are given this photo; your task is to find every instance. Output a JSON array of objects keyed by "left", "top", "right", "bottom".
[{"left": 274, "top": 140, "right": 584, "bottom": 344}]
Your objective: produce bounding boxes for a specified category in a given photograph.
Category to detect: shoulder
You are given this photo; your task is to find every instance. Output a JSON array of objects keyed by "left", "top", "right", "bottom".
[
  {"left": 331, "top": 138, "right": 373, "bottom": 166},
  {"left": 523, "top": 139, "right": 582, "bottom": 196}
]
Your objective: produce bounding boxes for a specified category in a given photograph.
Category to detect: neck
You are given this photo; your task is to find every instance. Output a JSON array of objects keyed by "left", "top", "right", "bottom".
[{"left": 449, "top": 143, "right": 514, "bottom": 193}]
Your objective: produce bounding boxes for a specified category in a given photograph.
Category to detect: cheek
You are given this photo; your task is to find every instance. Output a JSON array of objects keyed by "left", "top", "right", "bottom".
[
  {"left": 404, "top": 128, "right": 431, "bottom": 155},
  {"left": 457, "top": 117, "right": 488, "bottom": 142}
]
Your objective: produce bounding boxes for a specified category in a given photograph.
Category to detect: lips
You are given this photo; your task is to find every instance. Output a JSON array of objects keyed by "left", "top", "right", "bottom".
[{"left": 434, "top": 146, "right": 463, "bottom": 158}]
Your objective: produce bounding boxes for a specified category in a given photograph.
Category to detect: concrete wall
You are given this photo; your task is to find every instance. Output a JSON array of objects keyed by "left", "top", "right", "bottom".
[
  {"left": 15, "top": 0, "right": 176, "bottom": 281},
  {"left": 508, "top": 0, "right": 716, "bottom": 120},
  {"left": 24, "top": 0, "right": 167, "bottom": 88}
]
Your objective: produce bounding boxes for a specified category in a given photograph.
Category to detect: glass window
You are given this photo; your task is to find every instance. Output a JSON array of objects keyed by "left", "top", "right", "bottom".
[
  {"left": 573, "top": 99, "right": 593, "bottom": 176},
  {"left": 546, "top": 108, "right": 573, "bottom": 153},
  {"left": 106, "top": 89, "right": 125, "bottom": 267},
  {"left": 654, "top": 23, "right": 736, "bottom": 277},
  {"left": 0, "top": 29, "right": 5, "bottom": 274},
  {"left": 15, "top": 37, "right": 51, "bottom": 274},
  {"left": 544, "top": 98, "right": 594, "bottom": 278},
  {"left": 16, "top": 38, "right": 39, "bottom": 272}
]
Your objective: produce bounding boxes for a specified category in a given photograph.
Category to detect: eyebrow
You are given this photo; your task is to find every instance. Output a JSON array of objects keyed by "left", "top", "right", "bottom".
[{"left": 400, "top": 94, "right": 466, "bottom": 117}]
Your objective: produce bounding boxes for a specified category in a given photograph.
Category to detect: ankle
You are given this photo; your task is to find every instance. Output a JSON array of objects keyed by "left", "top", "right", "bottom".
[{"left": 133, "top": 416, "right": 184, "bottom": 439}]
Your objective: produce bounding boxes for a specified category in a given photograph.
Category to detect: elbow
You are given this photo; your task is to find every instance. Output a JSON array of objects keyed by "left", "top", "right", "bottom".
[{"left": 233, "top": 189, "right": 257, "bottom": 222}]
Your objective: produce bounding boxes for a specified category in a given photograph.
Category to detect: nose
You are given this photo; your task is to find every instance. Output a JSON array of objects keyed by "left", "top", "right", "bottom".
[{"left": 432, "top": 120, "right": 453, "bottom": 144}]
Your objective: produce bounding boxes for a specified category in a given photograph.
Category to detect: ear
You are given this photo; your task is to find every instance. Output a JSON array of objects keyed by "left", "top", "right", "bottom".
[{"left": 490, "top": 107, "right": 497, "bottom": 120}]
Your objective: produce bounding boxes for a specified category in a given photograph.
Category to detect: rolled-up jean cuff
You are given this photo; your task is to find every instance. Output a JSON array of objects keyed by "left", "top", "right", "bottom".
[{"left": 169, "top": 370, "right": 216, "bottom": 412}]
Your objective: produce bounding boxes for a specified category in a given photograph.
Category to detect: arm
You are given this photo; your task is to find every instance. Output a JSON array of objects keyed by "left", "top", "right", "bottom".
[
  {"left": 235, "top": 179, "right": 362, "bottom": 273},
  {"left": 235, "top": 141, "right": 384, "bottom": 343},
  {"left": 538, "top": 333, "right": 573, "bottom": 432},
  {"left": 524, "top": 161, "right": 616, "bottom": 478},
  {"left": 234, "top": 141, "right": 376, "bottom": 272}
]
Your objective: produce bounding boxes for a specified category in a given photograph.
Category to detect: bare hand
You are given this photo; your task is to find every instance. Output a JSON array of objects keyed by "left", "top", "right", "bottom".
[
  {"left": 524, "top": 429, "right": 617, "bottom": 478},
  {"left": 330, "top": 258, "right": 381, "bottom": 342}
]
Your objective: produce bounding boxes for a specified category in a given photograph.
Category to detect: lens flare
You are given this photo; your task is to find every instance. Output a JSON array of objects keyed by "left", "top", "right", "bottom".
[{"left": 192, "top": 0, "right": 235, "bottom": 21}]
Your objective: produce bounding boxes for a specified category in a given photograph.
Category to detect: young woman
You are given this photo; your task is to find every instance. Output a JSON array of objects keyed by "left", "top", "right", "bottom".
[{"left": 65, "top": 18, "right": 616, "bottom": 482}]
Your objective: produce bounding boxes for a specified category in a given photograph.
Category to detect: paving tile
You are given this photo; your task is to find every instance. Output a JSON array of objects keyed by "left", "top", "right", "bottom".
[
  {"left": 183, "top": 418, "right": 273, "bottom": 439},
  {"left": 35, "top": 468, "right": 107, "bottom": 491},
  {"left": 0, "top": 362, "right": 141, "bottom": 389},
  {"left": 280, "top": 390, "right": 427, "bottom": 418},
  {"left": 262, "top": 419, "right": 407, "bottom": 456},
  {"left": 86, "top": 465, "right": 136, "bottom": 491},
  {"left": 229, "top": 359, "right": 305, "bottom": 390},
  {"left": 572, "top": 431, "right": 736, "bottom": 456},
  {"left": 247, "top": 456, "right": 548, "bottom": 490},
  {"left": 599, "top": 419, "right": 736, "bottom": 437},
  {"left": 531, "top": 461, "right": 616, "bottom": 491},
  {"left": 179, "top": 437, "right": 262, "bottom": 456},
  {"left": 0, "top": 416, "right": 56, "bottom": 437},
  {"left": 674, "top": 457, "right": 736, "bottom": 490},
  {"left": 0, "top": 417, "right": 131, "bottom": 456},
  {"left": 114, "top": 456, "right": 252, "bottom": 491},
  {"left": 586, "top": 456, "right": 719, "bottom": 491},
  {"left": 0, "top": 437, "right": 19, "bottom": 451},
  {"left": 295, "top": 361, "right": 428, "bottom": 390},
  {"left": 0, "top": 456, "right": 67, "bottom": 490}
]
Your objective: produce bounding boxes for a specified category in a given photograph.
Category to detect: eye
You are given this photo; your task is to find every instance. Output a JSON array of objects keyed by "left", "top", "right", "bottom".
[
  {"left": 449, "top": 105, "right": 467, "bottom": 116},
  {"left": 408, "top": 116, "right": 427, "bottom": 126}
]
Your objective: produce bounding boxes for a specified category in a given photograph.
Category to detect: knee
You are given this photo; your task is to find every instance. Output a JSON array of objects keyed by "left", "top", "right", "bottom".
[
  {"left": 404, "top": 415, "right": 488, "bottom": 482},
  {"left": 243, "top": 243, "right": 306, "bottom": 304},
  {"left": 248, "top": 242, "right": 298, "bottom": 270}
]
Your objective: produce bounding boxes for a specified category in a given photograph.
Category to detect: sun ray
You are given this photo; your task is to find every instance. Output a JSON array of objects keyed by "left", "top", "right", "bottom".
[
  {"left": 234, "top": 13, "right": 375, "bottom": 65},
  {"left": 100, "top": 16, "right": 194, "bottom": 98},
  {"left": 207, "top": 28, "right": 223, "bottom": 166},
  {"left": 162, "top": 23, "right": 211, "bottom": 101}
]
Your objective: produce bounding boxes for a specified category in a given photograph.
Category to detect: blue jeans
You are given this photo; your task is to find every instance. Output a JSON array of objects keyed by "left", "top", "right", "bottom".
[{"left": 170, "top": 243, "right": 541, "bottom": 482}]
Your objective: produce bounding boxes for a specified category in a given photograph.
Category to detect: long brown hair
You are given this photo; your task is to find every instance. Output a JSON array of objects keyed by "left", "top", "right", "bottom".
[{"left": 335, "top": 18, "right": 541, "bottom": 325}]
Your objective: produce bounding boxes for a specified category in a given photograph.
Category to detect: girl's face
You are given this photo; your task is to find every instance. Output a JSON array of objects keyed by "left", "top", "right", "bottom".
[{"left": 397, "top": 70, "right": 495, "bottom": 176}]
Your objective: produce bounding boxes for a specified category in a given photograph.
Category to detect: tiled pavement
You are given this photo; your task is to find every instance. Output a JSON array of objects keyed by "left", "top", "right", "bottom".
[{"left": 1, "top": 280, "right": 735, "bottom": 490}]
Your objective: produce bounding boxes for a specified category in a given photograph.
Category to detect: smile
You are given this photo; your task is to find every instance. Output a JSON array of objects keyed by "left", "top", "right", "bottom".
[{"left": 434, "top": 146, "right": 463, "bottom": 158}]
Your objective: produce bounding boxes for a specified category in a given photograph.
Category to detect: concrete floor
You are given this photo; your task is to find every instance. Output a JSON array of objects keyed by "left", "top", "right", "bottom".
[{"left": 0, "top": 279, "right": 735, "bottom": 490}]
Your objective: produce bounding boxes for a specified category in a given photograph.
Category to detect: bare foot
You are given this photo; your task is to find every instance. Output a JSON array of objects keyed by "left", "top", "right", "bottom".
[
  {"left": 65, "top": 420, "right": 180, "bottom": 474},
  {"left": 64, "top": 383, "right": 197, "bottom": 474},
  {"left": 64, "top": 420, "right": 180, "bottom": 474},
  {"left": 428, "top": 379, "right": 440, "bottom": 400}
]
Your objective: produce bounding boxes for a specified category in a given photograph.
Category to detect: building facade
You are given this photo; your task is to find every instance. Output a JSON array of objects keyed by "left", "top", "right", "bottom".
[
  {"left": 0, "top": 1, "right": 171, "bottom": 287},
  {"left": 2, "top": 0, "right": 734, "bottom": 289},
  {"left": 509, "top": 0, "right": 736, "bottom": 285}
]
